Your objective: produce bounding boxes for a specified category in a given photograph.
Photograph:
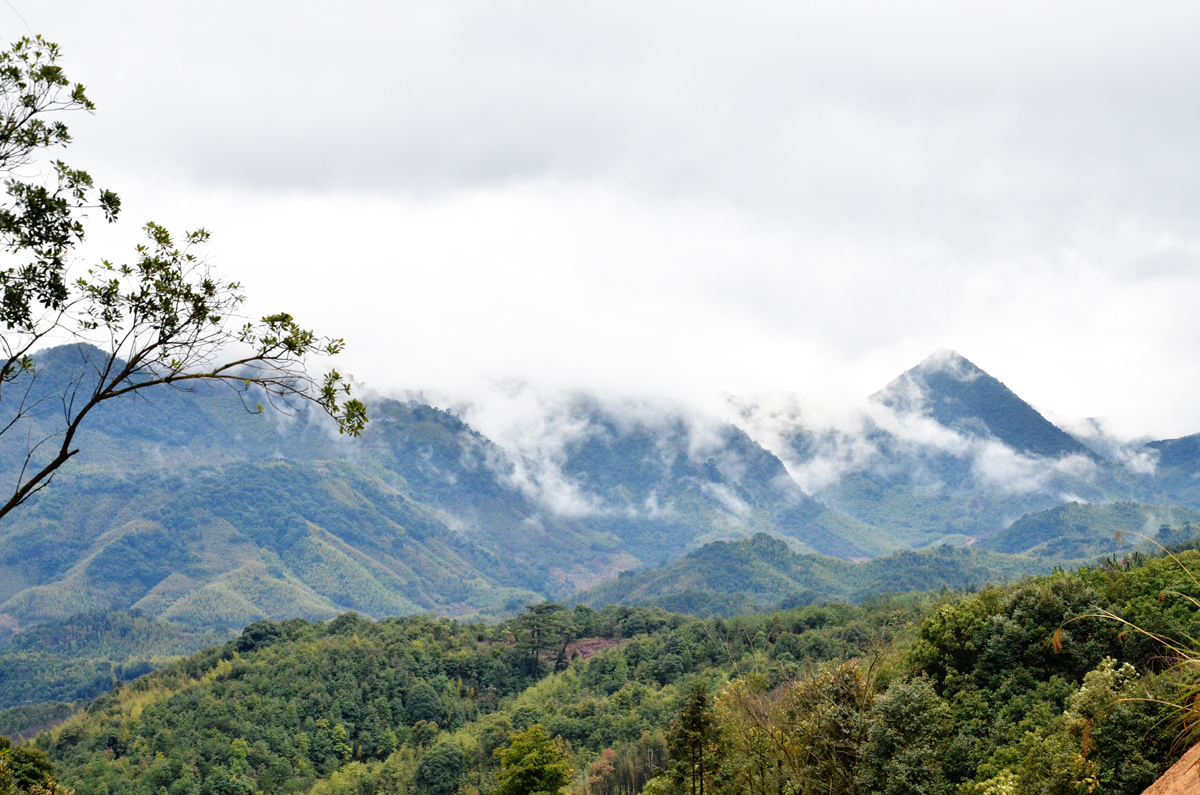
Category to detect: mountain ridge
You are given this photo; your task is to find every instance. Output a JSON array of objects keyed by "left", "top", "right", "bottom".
[
  {"left": 3, "top": 344, "right": 1199, "bottom": 629},
  {"left": 873, "top": 350, "right": 1097, "bottom": 459}
]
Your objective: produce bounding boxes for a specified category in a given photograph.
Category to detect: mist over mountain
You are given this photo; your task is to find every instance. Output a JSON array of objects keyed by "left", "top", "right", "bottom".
[
  {"left": 725, "top": 351, "right": 1171, "bottom": 550},
  {"left": 874, "top": 351, "right": 1094, "bottom": 459},
  {"left": 3, "top": 344, "right": 1199, "bottom": 629},
  {"left": 0, "top": 347, "right": 875, "bottom": 628}
]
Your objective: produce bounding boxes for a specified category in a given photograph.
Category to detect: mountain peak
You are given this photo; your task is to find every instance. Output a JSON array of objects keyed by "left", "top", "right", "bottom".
[
  {"left": 874, "top": 351, "right": 1092, "bottom": 459},
  {"left": 913, "top": 349, "right": 985, "bottom": 382}
]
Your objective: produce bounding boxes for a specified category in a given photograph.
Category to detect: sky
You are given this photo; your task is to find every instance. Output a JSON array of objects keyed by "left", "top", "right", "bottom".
[{"left": 10, "top": 1, "right": 1200, "bottom": 440}]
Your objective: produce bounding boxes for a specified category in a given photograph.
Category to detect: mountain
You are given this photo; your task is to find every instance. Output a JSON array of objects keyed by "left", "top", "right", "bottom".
[
  {"left": 0, "top": 459, "right": 557, "bottom": 626},
  {"left": 569, "top": 532, "right": 1052, "bottom": 616},
  {"left": 977, "top": 501, "right": 1200, "bottom": 559},
  {"left": 874, "top": 350, "right": 1094, "bottom": 458},
  {"left": 6, "top": 344, "right": 1200, "bottom": 631},
  {"left": 0, "top": 345, "right": 884, "bottom": 629},
  {"left": 778, "top": 351, "right": 1163, "bottom": 549},
  {"left": 571, "top": 501, "right": 1200, "bottom": 616},
  {"left": 547, "top": 397, "right": 885, "bottom": 560},
  {"left": 1142, "top": 433, "right": 1200, "bottom": 507}
]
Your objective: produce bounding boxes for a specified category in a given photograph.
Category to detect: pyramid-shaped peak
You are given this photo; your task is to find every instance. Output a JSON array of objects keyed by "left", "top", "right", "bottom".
[
  {"left": 874, "top": 351, "right": 1092, "bottom": 459},
  {"left": 911, "top": 349, "right": 987, "bottom": 382}
]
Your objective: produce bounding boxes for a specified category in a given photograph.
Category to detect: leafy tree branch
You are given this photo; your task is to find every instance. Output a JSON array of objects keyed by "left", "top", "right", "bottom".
[{"left": 0, "top": 35, "right": 365, "bottom": 523}]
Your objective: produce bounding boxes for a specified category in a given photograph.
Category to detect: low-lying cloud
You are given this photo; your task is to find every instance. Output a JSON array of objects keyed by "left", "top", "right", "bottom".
[{"left": 396, "top": 365, "right": 1149, "bottom": 527}]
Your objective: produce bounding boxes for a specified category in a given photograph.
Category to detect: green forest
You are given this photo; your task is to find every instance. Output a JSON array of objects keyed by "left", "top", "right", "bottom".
[
  {"left": 0, "top": 610, "right": 231, "bottom": 715},
  {"left": 4, "top": 541, "right": 1200, "bottom": 794},
  {"left": 570, "top": 533, "right": 1052, "bottom": 615},
  {"left": 5, "top": 28, "right": 1200, "bottom": 795}
]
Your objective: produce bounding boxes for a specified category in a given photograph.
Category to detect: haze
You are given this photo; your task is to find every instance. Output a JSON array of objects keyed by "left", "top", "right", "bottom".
[{"left": 15, "top": 1, "right": 1200, "bottom": 440}]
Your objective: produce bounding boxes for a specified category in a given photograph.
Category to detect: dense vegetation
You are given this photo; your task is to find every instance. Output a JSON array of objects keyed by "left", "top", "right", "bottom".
[
  {"left": 11, "top": 344, "right": 1200, "bottom": 637},
  {"left": 0, "top": 611, "right": 230, "bottom": 710},
  {"left": 11, "top": 543, "right": 1198, "bottom": 795},
  {"left": 978, "top": 502, "right": 1200, "bottom": 558},
  {"left": 570, "top": 533, "right": 1052, "bottom": 616}
]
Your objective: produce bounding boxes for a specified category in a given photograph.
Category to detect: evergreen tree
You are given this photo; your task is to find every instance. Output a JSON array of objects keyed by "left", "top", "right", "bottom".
[
  {"left": 515, "top": 604, "right": 570, "bottom": 680},
  {"left": 667, "top": 680, "right": 720, "bottom": 795},
  {"left": 406, "top": 681, "right": 444, "bottom": 725}
]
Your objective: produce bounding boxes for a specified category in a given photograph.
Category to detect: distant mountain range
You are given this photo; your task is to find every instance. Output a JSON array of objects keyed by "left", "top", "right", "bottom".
[
  {"left": 3, "top": 344, "right": 1200, "bottom": 627},
  {"left": 781, "top": 351, "right": 1172, "bottom": 549}
]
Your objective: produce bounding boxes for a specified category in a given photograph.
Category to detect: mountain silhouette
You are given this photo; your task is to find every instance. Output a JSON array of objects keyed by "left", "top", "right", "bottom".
[{"left": 873, "top": 350, "right": 1093, "bottom": 459}]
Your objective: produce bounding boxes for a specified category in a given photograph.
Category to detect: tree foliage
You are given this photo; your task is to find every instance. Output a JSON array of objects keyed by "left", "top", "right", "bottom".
[
  {"left": 666, "top": 681, "right": 720, "bottom": 795},
  {"left": 493, "top": 724, "right": 573, "bottom": 795},
  {"left": 858, "top": 675, "right": 951, "bottom": 795},
  {"left": 0, "top": 35, "right": 365, "bottom": 524},
  {"left": 0, "top": 736, "right": 70, "bottom": 795},
  {"left": 14, "top": 552, "right": 1200, "bottom": 795},
  {"left": 413, "top": 740, "right": 465, "bottom": 795}
]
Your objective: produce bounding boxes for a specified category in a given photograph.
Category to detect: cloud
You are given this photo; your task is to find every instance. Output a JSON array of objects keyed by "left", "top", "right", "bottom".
[
  {"left": 11, "top": 2, "right": 1200, "bottom": 441},
  {"left": 413, "top": 383, "right": 790, "bottom": 520},
  {"left": 382, "top": 362, "right": 1142, "bottom": 529},
  {"left": 916, "top": 349, "right": 984, "bottom": 383},
  {"left": 1049, "top": 415, "right": 1161, "bottom": 475},
  {"left": 970, "top": 443, "right": 1090, "bottom": 496},
  {"left": 721, "top": 374, "right": 1118, "bottom": 502},
  {"left": 46, "top": 2, "right": 1200, "bottom": 245},
  {"left": 433, "top": 384, "right": 608, "bottom": 517},
  {"left": 1116, "top": 448, "right": 1161, "bottom": 476}
]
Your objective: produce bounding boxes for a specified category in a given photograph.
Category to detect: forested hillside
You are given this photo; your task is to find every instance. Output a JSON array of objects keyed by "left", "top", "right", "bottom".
[
  {"left": 0, "top": 346, "right": 889, "bottom": 631},
  {"left": 7, "top": 345, "right": 1200, "bottom": 637},
  {"left": 569, "top": 533, "right": 1052, "bottom": 616},
  {"left": 977, "top": 501, "right": 1200, "bottom": 558},
  {"left": 17, "top": 545, "right": 1200, "bottom": 795},
  {"left": 1144, "top": 433, "right": 1200, "bottom": 506},
  {"left": 0, "top": 611, "right": 232, "bottom": 713}
]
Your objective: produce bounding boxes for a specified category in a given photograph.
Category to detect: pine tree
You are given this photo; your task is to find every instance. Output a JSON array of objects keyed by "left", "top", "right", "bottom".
[{"left": 666, "top": 680, "right": 721, "bottom": 795}]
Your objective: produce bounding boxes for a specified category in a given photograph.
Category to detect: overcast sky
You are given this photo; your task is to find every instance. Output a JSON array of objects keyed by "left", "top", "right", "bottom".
[{"left": 13, "top": 1, "right": 1200, "bottom": 439}]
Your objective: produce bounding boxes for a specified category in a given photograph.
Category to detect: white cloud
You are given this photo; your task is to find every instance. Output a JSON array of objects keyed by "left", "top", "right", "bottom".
[
  {"left": 720, "top": 378, "right": 1120, "bottom": 501},
  {"left": 11, "top": 1, "right": 1200, "bottom": 440},
  {"left": 1116, "top": 449, "right": 1160, "bottom": 476}
]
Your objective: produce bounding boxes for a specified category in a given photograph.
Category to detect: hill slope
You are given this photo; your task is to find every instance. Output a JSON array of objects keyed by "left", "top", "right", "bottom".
[
  {"left": 1143, "top": 433, "right": 1200, "bottom": 507},
  {"left": 977, "top": 501, "right": 1200, "bottom": 558},
  {"left": 569, "top": 533, "right": 1052, "bottom": 615},
  {"left": 0, "top": 609, "right": 231, "bottom": 711},
  {"left": 29, "top": 554, "right": 1199, "bottom": 795},
  {"left": 0, "top": 345, "right": 885, "bottom": 629}
]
